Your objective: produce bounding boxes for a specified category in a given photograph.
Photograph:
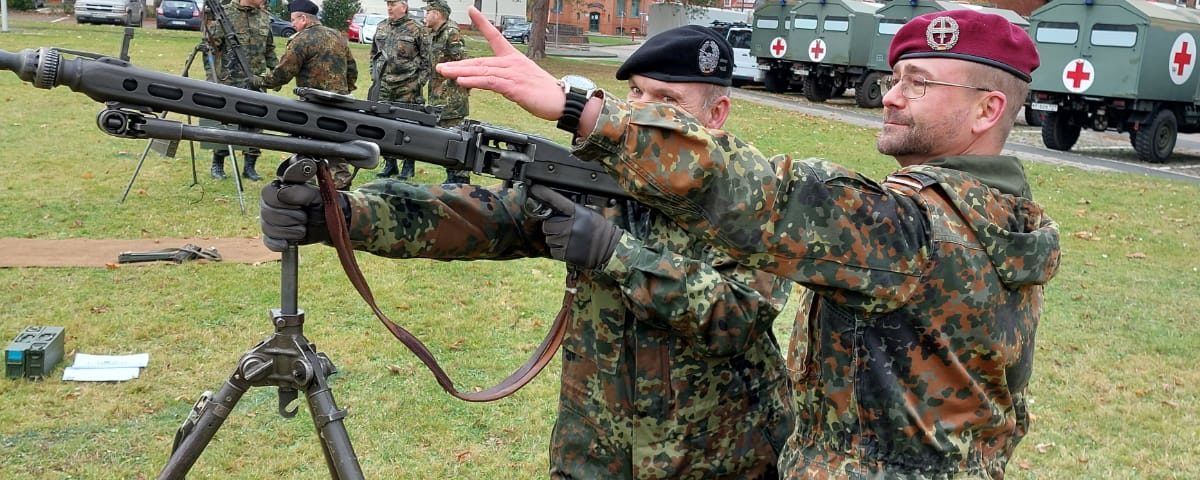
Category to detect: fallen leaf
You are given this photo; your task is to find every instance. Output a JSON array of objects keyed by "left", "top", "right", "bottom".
[
  {"left": 1125, "top": 252, "right": 1148, "bottom": 259},
  {"left": 82, "top": 171, "right": 94, "bottom": 180},
  {"left": 455, "top": 450, "right": 472, "bottom": 462},
  {"left": 449, "top": 338, "right": 465, "bottom": 351},
  {"left": 1163, "top": 399, "right": 1180, "bottom": 409},
  {"left": 104, "top": 262, "right": 120, "bottom": 270},
  {"left": 1073, "top": 231, "right": 1097, "bottom": 241},
  {"left": 1035, "top": 442, "right": 1055, "bottom": 453},
  {"left": 387, "top": 364, "right": 403, "bottom": 374}
]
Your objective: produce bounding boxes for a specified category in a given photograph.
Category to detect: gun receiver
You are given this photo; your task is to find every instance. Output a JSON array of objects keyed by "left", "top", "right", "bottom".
[{"left": 0, "top": 47, "right": 628, "bottom": 205}]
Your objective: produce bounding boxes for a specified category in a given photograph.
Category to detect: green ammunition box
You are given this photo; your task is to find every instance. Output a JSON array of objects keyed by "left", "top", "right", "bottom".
[
  {"left": 5, "top": 342, "right": 29, "bottom": 379},
  {"left": 9, "top": 326, "right": 66, "bottom": 378}
]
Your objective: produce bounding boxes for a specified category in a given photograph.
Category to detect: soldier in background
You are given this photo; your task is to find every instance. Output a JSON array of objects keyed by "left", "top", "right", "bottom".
[
  {"left": 370, "top": 0, "right": 430, "bottom": 180},
  {"left": 207, "top": 0, "right": 277, "bottom": 181},
  {"left": 254, "top": 0, "right": 359, "bottom": 188},
  {"left": 260, "top": 25, "right": 796, "bottom": 479},
  {"left": 424, "top": 0, "right": 471, "bottom": 184}
]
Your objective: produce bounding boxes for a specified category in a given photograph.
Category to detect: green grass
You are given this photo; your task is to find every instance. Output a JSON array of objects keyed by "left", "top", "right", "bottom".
[
  {"left": 585, "top": 35, "right": 638, "bottom": 47},
  {"left": 1, "top": 19, "right": 1198, "bottom": 479}
]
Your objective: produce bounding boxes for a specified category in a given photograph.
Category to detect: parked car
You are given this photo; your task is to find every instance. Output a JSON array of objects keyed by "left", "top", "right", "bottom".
[
  {"left": 269, "top": 14, "right": 296, "bottom": 38},
  {"left": 503, "top": 22, "right": 531, "bottom": 43},
  {"left": 347, "top": 13, "right": 367, "bottom": 43},
  {"left": 156, "top": 0, "right": 201, "bottom": 31},
  {"left": 76, "top": 0, "right": 145, "bottom": 27},
  {"left": 359, "top": 14, "right": 387, "bottom": 44}
]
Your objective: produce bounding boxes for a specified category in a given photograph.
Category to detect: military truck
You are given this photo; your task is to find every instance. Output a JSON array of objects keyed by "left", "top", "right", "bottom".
[
  {"left": 772, "top": 0, "right": 883, "bottom": 103},
  {"left": 1027, "top": 0, "right": 1200, "bottom": 163},
  {"left": 751, "top": 0, "right": 801, "bottom": 93}
]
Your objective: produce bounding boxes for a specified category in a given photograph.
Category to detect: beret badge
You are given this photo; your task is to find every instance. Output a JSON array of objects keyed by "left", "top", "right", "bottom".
[
  {"left": 698, "top": 39, "right": 720, "bottom": 75},
  {"left": 925, "top": 16, "right": 959, "bottom": 51}
]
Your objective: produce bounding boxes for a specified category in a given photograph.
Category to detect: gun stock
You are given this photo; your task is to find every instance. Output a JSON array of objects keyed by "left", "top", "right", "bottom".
[{"left": 0, "top": 47, "right": 628, "bottom": 206}]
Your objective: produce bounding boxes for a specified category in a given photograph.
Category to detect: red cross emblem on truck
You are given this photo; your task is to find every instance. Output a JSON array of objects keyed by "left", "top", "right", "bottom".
[
  {"left": 1062, "top": 59, "right": 1094, "bottom": 93},
  {"left": 770, "top": 37, "right": 787, "bottom": 58},
  {"left": 1170, "top": 33, "right": 1197, "bottom": 85},
  {"left": 808, "top": 39, "right": 826, "bottom": 62}
]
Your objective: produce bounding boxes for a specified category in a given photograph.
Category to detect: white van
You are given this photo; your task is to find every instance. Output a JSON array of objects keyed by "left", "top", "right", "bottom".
[{"left": 710, "top": 21, "right": 762, "bottom": 86}]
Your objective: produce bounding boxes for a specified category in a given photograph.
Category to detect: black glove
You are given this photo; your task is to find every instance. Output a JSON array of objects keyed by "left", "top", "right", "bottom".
[
  {"left": 247, "top": 75, "right": 264, "bottom": 91},
  {"left": 529, "top": 185, "right": 624, "bottom": 270},
  {"left": 260, "top": 180, "right": 330, "bottom": 252}
]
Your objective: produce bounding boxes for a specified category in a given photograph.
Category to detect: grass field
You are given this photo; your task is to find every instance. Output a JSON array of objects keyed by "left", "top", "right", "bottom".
[{"left": 0, "top": 19, "right": 1198, "bottom": 479}]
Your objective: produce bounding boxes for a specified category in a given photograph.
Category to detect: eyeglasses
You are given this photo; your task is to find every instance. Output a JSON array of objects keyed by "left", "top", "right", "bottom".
[{"left": 878, "top": 74, "right": 992, "bottom": 99}]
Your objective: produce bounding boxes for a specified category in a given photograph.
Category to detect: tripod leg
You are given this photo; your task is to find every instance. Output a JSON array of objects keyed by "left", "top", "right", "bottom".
[
  {"left": 119, "top": 140, "right": 156, "bottom": 204},
  {"left": 158, "top": 378, "right": 249, "bottom": 480},
  {"left": 226, "top": 146, "right": 247, "bottom": 215},
  {"left": 306, "top": 364, "right": 364, "bottom": 480}
]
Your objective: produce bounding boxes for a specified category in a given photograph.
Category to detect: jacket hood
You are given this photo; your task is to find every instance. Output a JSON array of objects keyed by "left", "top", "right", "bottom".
[{"left": 910, "top": 160, "right": 1061, "bottom": 288}]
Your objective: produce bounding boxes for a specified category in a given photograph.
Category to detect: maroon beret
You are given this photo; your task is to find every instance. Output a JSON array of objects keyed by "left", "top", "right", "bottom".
[{"left": 888, "top": 9, "right": 1039, "bottom": 82}]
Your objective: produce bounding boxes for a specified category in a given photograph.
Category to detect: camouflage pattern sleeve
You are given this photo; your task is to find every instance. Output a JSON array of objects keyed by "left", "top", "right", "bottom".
[
  {"left": 573, "top": 92, "right": 929, "bottom": 313},
  {"left": 445, "top": 27, "right": 467, "bottom": 61},
  {"left": 346, "top": 53, "right": 358, "bottom": 93},
  {"left": 341, "top": 180, "right": 549, "bottom": 260},
  {"left": 262, "top": 33, "right": 306, "bottom": 89},
  {"left": 265, "top": 22, "right": 278, "bottom": 71},
  {"left": 601, "top": 234, "right": 789, "bottom": 357},
  {"left": 417, "top": 27, "right": 432, "bottom": 93}
]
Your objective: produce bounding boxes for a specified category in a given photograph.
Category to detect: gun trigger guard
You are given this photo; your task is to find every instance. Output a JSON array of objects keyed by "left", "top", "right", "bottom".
[
  {"left": 523, "top": 195, "right": 554, "bottom": 220},
  {"left": 278, "top": 388, "right": 299, "bottom": 418}
]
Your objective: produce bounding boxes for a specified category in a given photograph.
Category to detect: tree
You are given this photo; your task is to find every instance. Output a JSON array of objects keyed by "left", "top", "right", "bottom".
[
  {"left": 528, "top": 0, "right": 549, "bottom": 60},
  {"left": 321, "top": 0, "right": 361, "bottom": 31}
]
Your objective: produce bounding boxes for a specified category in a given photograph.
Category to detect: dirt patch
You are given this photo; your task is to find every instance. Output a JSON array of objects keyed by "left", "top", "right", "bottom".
[{"left": 0, "top": 237, "right": 278, "bottom": 267}]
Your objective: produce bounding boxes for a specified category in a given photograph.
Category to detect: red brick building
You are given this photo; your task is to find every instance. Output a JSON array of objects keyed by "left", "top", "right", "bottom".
[{"left": 548, "top": 0, "right": 649, "bottom": 35}]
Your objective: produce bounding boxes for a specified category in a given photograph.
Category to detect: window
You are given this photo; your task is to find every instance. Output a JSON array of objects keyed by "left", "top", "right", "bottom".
[
  {"left": 756, "top": 17, "right": 778, "bottom": 29},
  {"left": 792, "top": 15, "right": 817, "bottom": 30},
  {"left": 823, "top": 17, "right": 849, "bottom": 32},
  {"left": 728, "top": 29, "right": 751, "bottom": 49},
  {"left": 1036, "top": 21, "right": 1079, "bottom": 44},
  {"left": 878, "top": 19, "right": 903, "bottom": 35},
  {"left": 1091, "top": 23, "right": 1137, "bottom": 47},
  {"left": 617, "top": 0, "right": 625, "bottom": 18},
  {"left": 632, "top": 0, "right": 640, "bottom": 16},
  {"left": 554, "top": 0, "right": 562, "bottom": 14}
]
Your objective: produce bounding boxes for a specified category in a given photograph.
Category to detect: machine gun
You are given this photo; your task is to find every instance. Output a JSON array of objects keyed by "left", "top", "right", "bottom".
[
  {"left": 201, "top": 0, "right": 254, "bottom": 84},
  {"left": 0, "top": 47, "right": 628, "bottom": 206}
]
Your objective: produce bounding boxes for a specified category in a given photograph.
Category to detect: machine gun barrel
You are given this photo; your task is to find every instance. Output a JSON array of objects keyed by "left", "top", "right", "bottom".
[{"left": 0, "top": 47, "right": 628, "bottom": 205}]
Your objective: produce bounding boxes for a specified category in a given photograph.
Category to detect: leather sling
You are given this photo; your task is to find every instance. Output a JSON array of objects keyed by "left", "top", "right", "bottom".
[{"left": 315, "top": 163, "right": 571, "bottom": 402}]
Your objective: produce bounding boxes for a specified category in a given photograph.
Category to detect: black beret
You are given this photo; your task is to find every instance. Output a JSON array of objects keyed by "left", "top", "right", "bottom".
[
  {"left": 288, "top": 0, "right": 319, "bottom": 16},
  {"left": 617, "top": 25, "right": 733, "bottom": 87}
]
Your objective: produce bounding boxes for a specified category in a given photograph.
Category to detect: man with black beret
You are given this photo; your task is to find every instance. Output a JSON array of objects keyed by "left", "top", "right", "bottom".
[
  {"left": 259, "top": 22, "right": 795, "bottom": 480},
  {"left": 436, "top": 7, "right": 1060, "bottom": 479},
  {"left": 254, "top": 0, "right": 358, "bottom": 187}
]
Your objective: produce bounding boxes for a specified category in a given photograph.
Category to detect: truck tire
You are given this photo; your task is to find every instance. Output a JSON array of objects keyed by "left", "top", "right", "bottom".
[
  {"left": 855, "top": 72, "right": 884, "bottom": 108},
  {"left": 1134, "top": 109, "right": 1177, "bottom": 163},
  {"left": 1041, "top": 113, "right": 1080, "bottom": 151},
  {"left": 804, "top": 75, "right": 830, "bottom": 103},
  {"left": 1024, "top": 107, "right": 1043, "bottom": 127},
  {"left": 764, "top": 68, "right": 788, "bottom": 93}
]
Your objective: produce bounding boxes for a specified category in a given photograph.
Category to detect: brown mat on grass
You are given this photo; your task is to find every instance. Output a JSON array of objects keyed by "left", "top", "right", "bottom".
[{"left": 0, "top": 238, "right": 278, "bottom": 267}]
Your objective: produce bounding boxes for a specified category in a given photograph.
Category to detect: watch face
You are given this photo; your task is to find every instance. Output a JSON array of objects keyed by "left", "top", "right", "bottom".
[{"left": 560, "top": 74, "right": 597, "bottom": 92}]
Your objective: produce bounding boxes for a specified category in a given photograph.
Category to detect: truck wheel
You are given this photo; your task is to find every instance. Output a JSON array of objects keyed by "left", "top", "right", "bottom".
[
  {"left": 1134, "top": 109, "right": 1177, "bottom": 163},
  {"left": 1024, "top": 107, "right": 1043, "bottom": 127},
  {"left": 804, "top": 75, "right": 830, "bottom": 103},
  {"left": 1041, "top": 113, "right": 1080, "bottom": 151},
  {"left": 855, "top": 72, "right": 884, "bottom": 108},
  {"left": 764, "top": 68, "right": 788, "bottom": 93}
]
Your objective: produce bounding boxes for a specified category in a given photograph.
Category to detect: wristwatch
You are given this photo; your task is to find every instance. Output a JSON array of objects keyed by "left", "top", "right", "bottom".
[{"left": 556, "top": 74, "right": 597, "bottom": 135}]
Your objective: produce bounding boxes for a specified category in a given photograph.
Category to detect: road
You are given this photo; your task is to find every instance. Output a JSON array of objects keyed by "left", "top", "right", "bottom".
[{"left": 588, "top": 43, "right": 1200, "bottom": 184}]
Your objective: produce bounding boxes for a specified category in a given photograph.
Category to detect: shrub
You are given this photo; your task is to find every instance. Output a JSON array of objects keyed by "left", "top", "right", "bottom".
[{"left": 321, "top": 0, "right": 360, "bottom": 32}]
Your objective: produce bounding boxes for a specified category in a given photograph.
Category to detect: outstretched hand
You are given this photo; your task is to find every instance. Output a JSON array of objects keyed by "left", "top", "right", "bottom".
[{"left": 436, "top": 8, "right": 566, "bottom": 122}]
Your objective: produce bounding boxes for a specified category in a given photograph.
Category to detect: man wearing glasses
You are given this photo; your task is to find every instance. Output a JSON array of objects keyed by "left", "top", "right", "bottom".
[{"left": 435, "top": 7, "right": 1061, "bottom": 478}]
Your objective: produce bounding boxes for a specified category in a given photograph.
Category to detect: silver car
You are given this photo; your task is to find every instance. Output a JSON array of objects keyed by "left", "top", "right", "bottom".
[{"left": 76, "top": 0, "right": 145, "bottom": 27}]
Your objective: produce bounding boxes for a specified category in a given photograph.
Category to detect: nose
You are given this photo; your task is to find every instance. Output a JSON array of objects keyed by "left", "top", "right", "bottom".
[{"left": 881, "top": 81, "right": 906, "bottom": 110}]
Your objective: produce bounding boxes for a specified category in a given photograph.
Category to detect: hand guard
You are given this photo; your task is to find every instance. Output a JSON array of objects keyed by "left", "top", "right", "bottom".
[
  {"left": 259, "top": 180, "right": 330, "bottom": 252},
  {"left": 529, "top": 185, "right": 623, "bottom": 270}
]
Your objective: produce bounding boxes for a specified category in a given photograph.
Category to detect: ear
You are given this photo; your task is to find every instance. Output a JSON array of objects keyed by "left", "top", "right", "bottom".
[
  {"left": 705, "top": 95, "right": 732, "bottom": 129},
  {"left": 972, "top": 90, "right": 1008, "bottom": 135}
]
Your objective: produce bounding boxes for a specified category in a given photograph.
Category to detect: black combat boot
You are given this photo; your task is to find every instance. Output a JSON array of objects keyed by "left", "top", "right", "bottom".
[
  {"left": 378, "top": 158, "right": 398, "bottom": 178},
  {"left": 242, "top": 153, "right": 262, "bottom": 181},
  {"left": 211, "top": 151, "right": 227, "bottom": 180},
  {"left": 398, "top": 159, "right": 415, "bottom": 180}
]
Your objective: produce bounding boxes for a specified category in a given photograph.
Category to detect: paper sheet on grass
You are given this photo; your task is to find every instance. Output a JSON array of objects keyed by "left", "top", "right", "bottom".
[{"left": 62, "top": 353, "right": 149, "bottom": 382}]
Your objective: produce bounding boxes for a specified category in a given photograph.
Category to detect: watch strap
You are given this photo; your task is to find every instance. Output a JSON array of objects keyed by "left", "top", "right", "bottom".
[{"left": 556, "top": 88, "right": 589, "bottom": 135}]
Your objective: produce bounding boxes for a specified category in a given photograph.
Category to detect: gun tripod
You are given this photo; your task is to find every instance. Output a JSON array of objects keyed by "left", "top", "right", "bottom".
[
  {"left": 159, "top": 159, "right": 362, "bottom": 479},
  {"left": 119, "top": 38, "right": 248, "bottom": 214}
]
